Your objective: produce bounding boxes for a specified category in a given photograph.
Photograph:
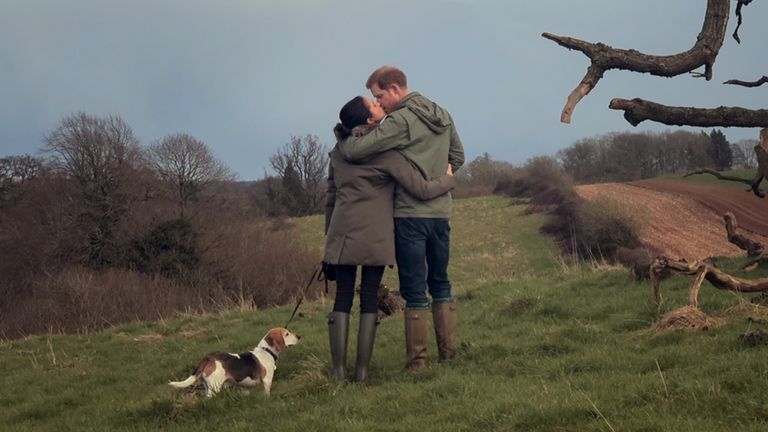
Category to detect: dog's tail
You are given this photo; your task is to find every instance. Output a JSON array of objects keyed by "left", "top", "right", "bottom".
[{"left": 168, "top": 375, "right": 198, "bottom": 389}]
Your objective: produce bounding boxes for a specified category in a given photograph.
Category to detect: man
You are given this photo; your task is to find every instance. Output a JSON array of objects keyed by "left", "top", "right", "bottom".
[{"left": 338, "top": 65, "right": 464, "bottom": 369}]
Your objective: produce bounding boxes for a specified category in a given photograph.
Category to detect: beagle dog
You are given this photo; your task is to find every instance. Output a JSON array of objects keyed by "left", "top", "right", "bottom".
[{"left": 169, "top": 327, "right": 300, "bottom": 397}]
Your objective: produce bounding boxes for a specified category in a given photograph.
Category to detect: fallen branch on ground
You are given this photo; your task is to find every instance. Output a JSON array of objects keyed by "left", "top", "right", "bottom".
[{"left": 651, "top": 256, "right": 768, "bottom": 309}]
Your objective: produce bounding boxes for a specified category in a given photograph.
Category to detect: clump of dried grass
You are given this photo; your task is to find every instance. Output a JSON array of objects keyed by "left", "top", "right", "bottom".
[
  {"left": 652, "top": 306, "right": 724, "bottom": 332},
  {"left": 132, "top": 333, "right": 164, "bottom": 343},
  {"left": 284, "top": 354, "right": 331, "bottom": 395},
  {"left": 503, "top": 296, "right": 540, "bottom": 315},
  {"left": 720, "top": 299, "right": 768, "bottom": 322}
]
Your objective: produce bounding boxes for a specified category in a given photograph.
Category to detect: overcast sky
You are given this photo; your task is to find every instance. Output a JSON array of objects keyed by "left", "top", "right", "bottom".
[{"left": 1, "top": 0, "right": 766, "bottom": 180}]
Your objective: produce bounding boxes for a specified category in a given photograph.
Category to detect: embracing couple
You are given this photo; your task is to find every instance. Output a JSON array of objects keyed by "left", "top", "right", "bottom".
[{"left": 323, "top": 65, "right": 464, "bottom": 384}]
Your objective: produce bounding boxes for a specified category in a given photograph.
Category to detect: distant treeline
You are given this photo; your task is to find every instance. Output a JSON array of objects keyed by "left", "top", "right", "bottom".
[{"left": 557, "top": 129, "right": 757, "bottom": 184}]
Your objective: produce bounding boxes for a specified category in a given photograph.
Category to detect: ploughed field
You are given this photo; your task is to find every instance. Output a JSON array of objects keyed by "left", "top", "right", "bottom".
[{"left": 575, "top": 179, "right": 768, "bottom": 260}]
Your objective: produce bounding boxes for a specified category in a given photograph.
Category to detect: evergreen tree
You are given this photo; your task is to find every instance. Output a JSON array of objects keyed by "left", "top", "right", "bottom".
[{"left": 708, "top": 129, "right": 732, "bottom": 171}]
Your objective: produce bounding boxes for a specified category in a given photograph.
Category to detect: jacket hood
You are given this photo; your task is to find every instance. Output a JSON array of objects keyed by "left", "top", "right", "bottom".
[{"left": 399, "top": 92, "right": 452, "bottom": 134}]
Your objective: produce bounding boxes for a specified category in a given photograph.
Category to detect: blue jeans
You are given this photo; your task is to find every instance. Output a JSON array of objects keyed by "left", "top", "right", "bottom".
[{"left": 395, "top": 218, "right": 452, "bottom": 309}]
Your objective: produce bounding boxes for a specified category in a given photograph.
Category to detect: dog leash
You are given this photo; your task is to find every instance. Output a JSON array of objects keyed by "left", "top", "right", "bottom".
[{"left": 285, "top": 264, "right": 325, "bottom": 329}]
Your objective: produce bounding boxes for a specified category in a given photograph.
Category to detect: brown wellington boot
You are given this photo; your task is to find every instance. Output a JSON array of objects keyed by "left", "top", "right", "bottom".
[
  {"left": 404, "top": 308, "right": 428, "bottom": 370},
  {"left": 432, "top": 300, "right": 457, "bottom": 361}
]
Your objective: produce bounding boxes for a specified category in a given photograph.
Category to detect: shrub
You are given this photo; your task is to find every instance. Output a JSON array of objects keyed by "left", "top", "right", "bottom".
[
  {"left": 573, "top": 197, "right": 641, "bottom": 258},
  {"left": 494, "top": 156, "right": 575, "bottom": 207},
  {"left": 198, "top": 217, "right": 321, "bottom": 308},
  {"left": 0, "top": 267, "right": 211, "bottom": 336},
  {"left": 453, "top": 153, "right": 518, "bottom": 198},
  {"left": 131, "top": 218, "right": 199, "bottom": 278},
  {"left": 495, "top": 156, "right": 640, "bottom": 262}
]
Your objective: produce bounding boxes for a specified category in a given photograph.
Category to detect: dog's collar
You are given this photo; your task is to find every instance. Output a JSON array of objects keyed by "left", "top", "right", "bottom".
[{"left": 260, "top": 346, "right": 278, "bottom": 361}]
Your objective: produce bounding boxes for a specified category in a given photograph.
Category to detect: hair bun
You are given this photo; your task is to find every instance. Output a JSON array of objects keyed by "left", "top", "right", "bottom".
[{"left": 333, "top": 122, "right": 352, "bottom": 141}]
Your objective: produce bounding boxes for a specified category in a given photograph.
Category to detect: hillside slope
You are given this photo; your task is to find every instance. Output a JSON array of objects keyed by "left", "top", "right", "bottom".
[
  {"left": 576, "top": 181, "right": 768, "bottom": 260},
  {"left": 2, "top": 196, "right": 768, "bottom": 432}
]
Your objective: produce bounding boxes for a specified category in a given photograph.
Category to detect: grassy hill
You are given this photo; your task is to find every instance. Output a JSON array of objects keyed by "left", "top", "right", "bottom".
[{"left": 3, "top": 196, "right": 768, "bottom": 431}]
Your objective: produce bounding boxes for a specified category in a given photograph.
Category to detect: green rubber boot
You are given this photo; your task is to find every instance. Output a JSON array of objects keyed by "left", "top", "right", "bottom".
[
  {"left": 327, "top": 311, "right": 350, "bottom": 381},
  {"left": 354, "top": 313, "right": 379, "bottom": 384}
]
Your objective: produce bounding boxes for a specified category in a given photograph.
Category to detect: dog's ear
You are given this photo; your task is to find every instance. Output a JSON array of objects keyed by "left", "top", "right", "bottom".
[
  {"left": 275, "top": 330, "right": 287, "bottom": 351},
  {"left": 266, "top": 329, "right": 287, "bottom": 351}
]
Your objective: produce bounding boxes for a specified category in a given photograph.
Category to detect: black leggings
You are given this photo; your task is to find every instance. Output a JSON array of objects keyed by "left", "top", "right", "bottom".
[{"left": 332, "top": 265, "right": 384, "bottom": 314}]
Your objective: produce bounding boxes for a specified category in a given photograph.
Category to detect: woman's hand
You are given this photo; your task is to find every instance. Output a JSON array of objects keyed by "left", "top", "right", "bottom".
[{"left": 446, "top": 164, "right": 453, "bottom": 176}]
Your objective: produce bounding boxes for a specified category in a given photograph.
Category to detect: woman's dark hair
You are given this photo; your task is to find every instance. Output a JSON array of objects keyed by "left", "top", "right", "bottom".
[{"left": 334, "top": 96, "right": 369, "bottom": 140}]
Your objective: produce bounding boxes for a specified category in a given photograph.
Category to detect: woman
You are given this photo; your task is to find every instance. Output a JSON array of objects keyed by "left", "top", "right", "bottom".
[{"left": 324, "top": 96, "right": 455, "bottom": 383}]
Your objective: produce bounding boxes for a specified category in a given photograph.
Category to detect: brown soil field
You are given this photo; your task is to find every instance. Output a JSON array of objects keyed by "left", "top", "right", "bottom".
[{"left": 574, "top": 180, "right": 768, "bottom": 261}]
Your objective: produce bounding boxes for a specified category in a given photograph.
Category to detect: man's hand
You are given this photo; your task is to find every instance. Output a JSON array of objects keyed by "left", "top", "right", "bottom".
[{"left": 446, "top": 164, "right": 453, "bottom": 176}]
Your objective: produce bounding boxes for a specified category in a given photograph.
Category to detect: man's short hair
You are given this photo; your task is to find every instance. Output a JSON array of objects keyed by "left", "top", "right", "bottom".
[{"left": 366, "top": 66, "right": 407, "bottom": 90}]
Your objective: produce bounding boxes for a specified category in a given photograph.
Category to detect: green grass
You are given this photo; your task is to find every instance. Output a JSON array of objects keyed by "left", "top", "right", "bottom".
[
  {"left": 3, "top": 196, "right": 768, "bottom": 431},
  {"left": 652, "top": 168, "right": 758, "bottom": 191}
]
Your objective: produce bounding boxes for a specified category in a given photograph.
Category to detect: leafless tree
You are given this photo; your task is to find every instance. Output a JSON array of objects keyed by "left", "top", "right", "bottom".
[
  {"left": 0, "top": 154, "right": 44, "bottom": 202},
  {"left": 269, "top": 134, "right": 328, "bottom": 215},
  {"left": 732, "top": 139, "right": 759, "bottom": 168},
  {"left": 147, "top": 133, "right": 235, "bottom": 218},
  {"left": 43, "top": 112, "right": 145, "bottom": 266},
  {"left": 0, "top": 154, "right": 43, "bottom": 184}
]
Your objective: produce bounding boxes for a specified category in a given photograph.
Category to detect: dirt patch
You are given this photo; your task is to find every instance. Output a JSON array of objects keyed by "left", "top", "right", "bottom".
[
  {"left": 178, "top": 328, "right": 206, "bottom": 338},
  {"left": 120, "top": 333, "right": 163, "bottom": 343},
  {"left": 134, "top": 334, "right": 163, "bottom": 343},
  {"left": 575, "top": 182, "right": 768, "bottom": 260},
  {"left": 634, "top": 180, "right": 768, "bottom": 236}
]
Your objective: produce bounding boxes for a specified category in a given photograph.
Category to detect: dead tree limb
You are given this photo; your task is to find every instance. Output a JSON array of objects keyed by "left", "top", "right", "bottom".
[
  {"left": 733, "top": 0, "right": 755, "bottom": 43},
  {"left": 683, "top": 168, "right": 765, "bottom": 197},
  {"left": 724, "top": 75, "right": 768, "bottom": 87},
  {"left": 651, "top": 256, "right": 768, "bottom": 308},
  {"left": 608, "top": 98, "right": 768, "bottom": 128},
  {"left": 723, "top": 212, "right": 765, "bottom": 256},
  {"left": 723, "top": 209, "right": 768, "bottom": 272},
  {"left": 682, "top": 128, "right": 768, "bottom": 198},
  {"left": 542, "top": 0, "right": 730, "bottom": 123}
]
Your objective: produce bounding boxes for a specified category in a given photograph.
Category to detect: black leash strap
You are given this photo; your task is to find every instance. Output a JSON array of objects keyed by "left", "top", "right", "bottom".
[{"left": 285, "top": 265, "right": 324, "bottom": 329}]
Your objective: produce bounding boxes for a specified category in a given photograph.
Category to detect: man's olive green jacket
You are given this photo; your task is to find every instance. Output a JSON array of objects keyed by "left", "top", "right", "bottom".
[{"left": 338, "top": 92, "right": 464, "bottom": 218}]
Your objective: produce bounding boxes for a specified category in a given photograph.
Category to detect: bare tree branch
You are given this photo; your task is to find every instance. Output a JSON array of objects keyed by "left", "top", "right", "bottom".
[
  {"left": 733, "top": 0, "right": 754, "bottom": 43},
  {"left": 683, "top": 168, "right": 765, "bottom": 197},
  {"left": 542, "top": 0, "right": 730, "bottom": 123},
  {"left": 608, "top": 98, "right": 768, "bottom": 128},
  {"left": 724, "top": 75, "right": 768, "bottom": 87},
  {"left": 723, "top": 212, "right": 765, "bottom": 256},
  {"left": 681, "top": 129, "right": 768, "bottom": 199}
]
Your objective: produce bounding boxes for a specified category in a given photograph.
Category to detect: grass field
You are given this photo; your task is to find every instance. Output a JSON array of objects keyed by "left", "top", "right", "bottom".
[{"left": 2, "top": 196, "right": 768, "bottom": 431}]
